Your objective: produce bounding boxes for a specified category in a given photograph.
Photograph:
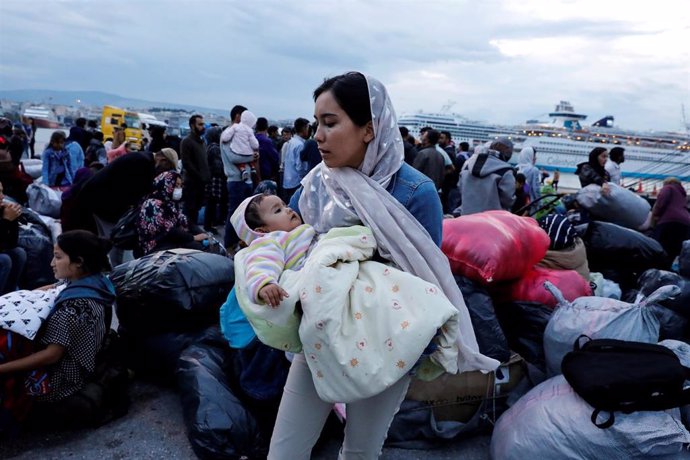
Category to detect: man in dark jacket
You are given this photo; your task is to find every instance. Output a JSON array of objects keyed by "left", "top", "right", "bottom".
[
  {"left": 399, "top": 127, "right": 417, "bottom": 165},
  {"left": 180, "top": 115, "right": 210, "bottom": 230},
  {"left": 412, "top": 129, "right": 445, "bottom": 191},
  {"left": 256, "top": 117, "right": 281, "bottom": 181}
]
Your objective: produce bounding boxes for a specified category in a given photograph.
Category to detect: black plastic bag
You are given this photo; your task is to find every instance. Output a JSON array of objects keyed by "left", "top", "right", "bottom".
[
  {"left": 17, "top": 221, "right": 55, "bottom": 289},
  {"left": 679, "top": 241, "right": 690, "bottom": 278},
  {"left": 651, "top": 304, "right": 688, "bottom": 341},
  {"left": 455, "top": 276, "right": 510, "bottom": 363},
  {"left": 495, "top": 301, "right": 553, "bottom": 373},
  {"left": 110, "top": 205, "right": 139, "bottom": 250},
  {"left": 27, "top": 330, "right": 129, "bottom": 429},
  {"left": 118, "top": 326, "right": 219, "bottom": 385},
  {"left": 623, "top": 288, "right": 688, "bottom": 341},
  {"left": 111, "top": 249, "right": 234, "bottom": 334},
  {"left": 637, "top": 269, "right": 690, "bottom": 318},
  {"left": 386, "top": 399, "right": 494, "bottom": 449},
  {"left": 177, "top": 337, "right": 266, "bottom": 459},
  {"left": 583, "top": 221, "right": 667, "bottom": 290}
]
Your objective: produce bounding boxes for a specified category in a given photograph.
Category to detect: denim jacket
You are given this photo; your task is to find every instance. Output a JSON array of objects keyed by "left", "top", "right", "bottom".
[
  {"left": 290, "top": 162, "right": 443, "bottom": 246},
  {"left": 219, "top": 162, "right": 443, "bottom": 398},
  {"left": 41, "top": 147, "right": 73, "bottom": 186}
]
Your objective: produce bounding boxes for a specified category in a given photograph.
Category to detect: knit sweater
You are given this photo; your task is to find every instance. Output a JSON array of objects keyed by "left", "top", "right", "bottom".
[{"left": 244, "top": 224, "right": 316, "bottom": 303}]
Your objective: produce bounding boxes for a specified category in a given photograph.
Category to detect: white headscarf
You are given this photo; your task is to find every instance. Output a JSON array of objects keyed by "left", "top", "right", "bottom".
[{"left": 299, "top": 74, "right": 498, "bottom": 373}]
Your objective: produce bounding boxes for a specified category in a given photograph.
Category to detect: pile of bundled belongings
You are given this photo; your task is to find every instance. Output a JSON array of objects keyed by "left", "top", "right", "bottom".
[
  {"left": 110, "top": 248, "right": 234, "bottom": 382},
  {"left": 576, "top": 183, "right": 652, "bottom": 231},
  {"left": 387, "top": 211, "right": 596, "bottom": 446},
  {"left": 490, "top": 278, "right": 690, "bottom": 459},
  {"left": 111, "top": 248, "right": 273, "bottom": 459}
]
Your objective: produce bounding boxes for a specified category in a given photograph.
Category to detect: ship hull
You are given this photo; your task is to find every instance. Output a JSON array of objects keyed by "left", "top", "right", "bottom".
[{"left": 32, "top": 119, "right": 61, "bottom": 129}]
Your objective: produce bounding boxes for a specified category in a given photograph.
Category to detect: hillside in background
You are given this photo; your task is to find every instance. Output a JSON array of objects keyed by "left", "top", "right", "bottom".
[{"left": 0, "top": 89, "right": 226, "bottom": 115}]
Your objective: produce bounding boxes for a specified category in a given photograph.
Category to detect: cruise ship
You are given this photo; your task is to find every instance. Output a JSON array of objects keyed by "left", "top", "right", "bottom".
[
  {"left": 397, "top": 111, "right": 515, "bottom": 146},
  {"left": 22, "top": 106, "right": 61, "bottom": 129},
  {"left": 398, "top": 102, "right": 690, "bottom": 181}
]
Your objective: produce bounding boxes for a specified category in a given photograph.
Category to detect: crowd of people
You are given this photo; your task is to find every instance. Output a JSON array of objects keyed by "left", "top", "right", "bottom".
[{"left": 1, "top": 70, "right": 690, "bottom": 458}]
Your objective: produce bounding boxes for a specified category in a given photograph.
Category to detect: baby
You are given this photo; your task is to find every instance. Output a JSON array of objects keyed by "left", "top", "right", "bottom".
[
  {"left": 221, "top": 110, "right": 260, "bottom": 184},
  {"left": 230, "top": 193, "right": 316, "bottom": 307}
]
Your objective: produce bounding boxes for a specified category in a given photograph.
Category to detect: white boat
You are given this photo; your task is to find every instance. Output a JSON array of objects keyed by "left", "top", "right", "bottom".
[
  {"left": 22, "top": 106, "right": 61, "bottom": 129},
  {"left": 397, "top": 111, "right": 513, "bottom": 146},
  {"left": 398, "top": 102, "right": 690, "bottom": 181}
]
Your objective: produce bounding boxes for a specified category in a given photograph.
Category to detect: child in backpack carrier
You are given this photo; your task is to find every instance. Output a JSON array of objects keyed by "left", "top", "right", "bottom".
[
  {"left": 230, "top": 192, "right": 316, "bottom": 307},
  {"left": 221, "top": 110, "right": 260, "bottom": 185}
]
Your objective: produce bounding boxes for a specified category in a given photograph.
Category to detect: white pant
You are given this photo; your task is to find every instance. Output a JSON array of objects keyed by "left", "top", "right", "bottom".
[{"left": 268, "top": 353, "right": 410, "bottom": 460}]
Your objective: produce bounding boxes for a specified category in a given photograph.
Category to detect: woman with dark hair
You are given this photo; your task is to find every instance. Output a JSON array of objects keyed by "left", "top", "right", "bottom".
[
  {"left": 0, "top": 230, "right": 114, "bottom": 414},
  {"left": 203, "top": 126, "right": 227, "bottom": 232},
  {"left": 263, "top": 72, "right": 497, "bottom": 458},
  {"left": 652, "top": 177, "right": 690, "bottom": 264},
  {"left": 41, "top": 131, "right": 73, "bottom": 187},
  {"left": 575, "top": 147, "right": 611, "bottom": 193},
  {"left": 136, "top": 171, "right": 207, "bottom": 256}
]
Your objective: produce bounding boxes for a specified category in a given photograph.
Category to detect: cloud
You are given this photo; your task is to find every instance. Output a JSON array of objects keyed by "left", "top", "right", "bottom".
[{"left": 1, "top": 0, "right": 689, "bottom": 131}]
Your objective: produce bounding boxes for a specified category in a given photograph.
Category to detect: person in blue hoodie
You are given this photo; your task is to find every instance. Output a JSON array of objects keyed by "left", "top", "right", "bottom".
[
  {"left": 459, "top": 137, "right": 516, "bottom": 215},
  {"left": 65, "top": 127, "right": 85, "bottom": 181}
]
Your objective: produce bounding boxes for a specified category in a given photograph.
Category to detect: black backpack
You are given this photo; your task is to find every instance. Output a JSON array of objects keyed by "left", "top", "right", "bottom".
[
  {"left": 561, "top": 336, "right": 690, "bottom": 429},
  {"left": 110, "top": 205, "right": 140, "bottom": 250}
]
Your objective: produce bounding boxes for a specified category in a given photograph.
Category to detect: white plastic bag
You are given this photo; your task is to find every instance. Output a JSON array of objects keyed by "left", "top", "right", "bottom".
[
  {"left": 542, "top": 281, "right": 677, "bottom": 377},
  {"left": 27, "top": 182, "right": 62, "bottom": 218},
  {"left": 490, "top": 374, "right": 690, "bottom": 460}
]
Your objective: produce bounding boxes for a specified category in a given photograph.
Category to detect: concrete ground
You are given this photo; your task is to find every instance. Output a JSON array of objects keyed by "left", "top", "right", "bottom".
[{"left": 0, "top": 379, "right": 491, "bottom": 459}]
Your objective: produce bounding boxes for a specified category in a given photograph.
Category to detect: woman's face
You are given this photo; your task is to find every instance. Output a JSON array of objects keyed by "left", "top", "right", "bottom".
[
  {"left": 313, "top": 90, "right": 373, "bottom": 169},
  {"left": 51, "top": 138, "right": 65, "bottom": 151},
  {"left": 51, "top": 244, "right": 83, "bottom": 281},
  {"left": 598, "top": 151, "right": 609, "bottom": 167}
]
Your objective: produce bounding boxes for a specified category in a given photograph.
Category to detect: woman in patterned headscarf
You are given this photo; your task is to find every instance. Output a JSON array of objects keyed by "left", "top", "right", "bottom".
[
  {"left": 136, "top": 171, "right": 207, "bottom": 255},
  {"left": 269, "top": 72, "right": 498, "bottom": 459}
]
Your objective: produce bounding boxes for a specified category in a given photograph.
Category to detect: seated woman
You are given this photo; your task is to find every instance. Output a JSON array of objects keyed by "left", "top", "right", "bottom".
[
  {"left": 0, "top": 230, "right": 115, "bottom": 426},
  {"left": 575, "top": 147, "right": 611, "bottom": 194},
  {"left": 652, "top": 177, "right": 690, "bottom": 265},
  {"left": 136, "top": 170, "right": 207, "bottom": 256},
  {"left": 0, "top": 180, "right": 26, "bottom": 294},
  {"left": 41, "top": 130, "right": 73, "bottom": 188}
]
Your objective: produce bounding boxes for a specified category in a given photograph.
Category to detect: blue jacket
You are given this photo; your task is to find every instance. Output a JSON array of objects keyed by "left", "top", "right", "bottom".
[
  {"left": 42, "top": 146, "right": 73, "bottom": 186},
  {"left": 65, "top": 140, "right": 84, "bottom": 180},
  {"left": 218, "top": 162, "right": 443, "bottom": 398},
  {"left": 290, "top": 162, "right": 443, "bottom": 246}
]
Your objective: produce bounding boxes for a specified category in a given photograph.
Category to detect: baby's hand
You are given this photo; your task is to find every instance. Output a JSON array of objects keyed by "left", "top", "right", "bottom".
[{"left": 259, "top": 284, "right": 289, "bottom": 308}]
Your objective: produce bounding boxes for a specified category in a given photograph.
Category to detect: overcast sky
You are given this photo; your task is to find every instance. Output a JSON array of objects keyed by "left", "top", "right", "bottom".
[{"left": 1, "top": 0, "right": 689, "bottom": 132}]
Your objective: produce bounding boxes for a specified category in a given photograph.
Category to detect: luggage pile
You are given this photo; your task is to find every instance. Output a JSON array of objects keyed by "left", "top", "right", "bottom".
[
  {"left": 111, "top": 248, "right": 276, "bottom": 459},
  {"left": 406, "top": 208, "right": 690, "bottom": 458}
]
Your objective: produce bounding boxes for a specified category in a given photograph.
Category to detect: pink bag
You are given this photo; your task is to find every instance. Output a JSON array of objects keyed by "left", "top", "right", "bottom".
[
  {"left": 442, "top": 211, "right": 550, "bottom": 284},
  {"left": 492, "top": 266, "right": 593, "bottom": 308}
]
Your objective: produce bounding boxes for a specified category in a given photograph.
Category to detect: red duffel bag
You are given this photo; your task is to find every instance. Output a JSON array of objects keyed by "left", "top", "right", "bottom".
[
  {"left": 442, "top": 211, "right": 550, "bottom": 284},
  {"left": 491, "top": 266, "right": 593, "bottom": 308}
]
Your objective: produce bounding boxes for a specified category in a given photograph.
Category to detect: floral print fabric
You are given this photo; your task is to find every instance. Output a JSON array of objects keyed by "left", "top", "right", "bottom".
[{"left": 137, "top": 171, "right": 188, "bottom": 255}]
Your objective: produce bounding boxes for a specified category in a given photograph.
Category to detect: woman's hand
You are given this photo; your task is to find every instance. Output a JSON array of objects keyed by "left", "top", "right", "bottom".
[
  {"left": 35, "top": 283, "right": 58, "bottom": 291},
  {"left": 1, "top": 202, "right": 22, "bottom": 221},
  {"left": 0, "top": 344, "right": 64, "bottom": 374},
  {"left": 259, "top": 284, "right": 289, "bottom": 308},
  {"left": 601, "top": 182, "right": 611, "bottom": 196},
  {"left": 193, "top": 233, "right": 208, "bottom": 242}
]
